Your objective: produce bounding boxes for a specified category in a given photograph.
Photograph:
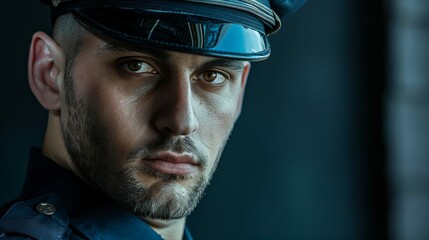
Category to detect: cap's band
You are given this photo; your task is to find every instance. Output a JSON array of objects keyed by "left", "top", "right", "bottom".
[
  {"left": 156, "top": 0, "right": 279, "bottom": 31},
  {"left": 72, "top": 7, "right": 271, "bottom": 60}
]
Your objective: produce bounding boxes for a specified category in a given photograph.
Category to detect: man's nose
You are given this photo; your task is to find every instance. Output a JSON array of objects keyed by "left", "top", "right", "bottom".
[{"left": 153, "top": 76, "right": 199, "bottom": 136}]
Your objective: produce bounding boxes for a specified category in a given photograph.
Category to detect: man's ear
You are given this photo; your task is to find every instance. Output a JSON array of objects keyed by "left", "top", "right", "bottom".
[
  {"left": 235, "top": 62, "right": 251, "bottom": 120},
  {"left": 28, "top": 31, "right": 65, "bottom": 110}
]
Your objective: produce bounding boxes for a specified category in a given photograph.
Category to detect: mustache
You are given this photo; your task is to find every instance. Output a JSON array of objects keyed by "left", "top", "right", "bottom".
[{"left": 127, "top": 136, "right": 207, "bottom": 166}]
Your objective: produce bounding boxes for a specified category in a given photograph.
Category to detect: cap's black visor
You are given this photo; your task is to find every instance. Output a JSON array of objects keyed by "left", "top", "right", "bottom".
[{"left": 71, "top": 7, "right": 271, "bottom": 61}]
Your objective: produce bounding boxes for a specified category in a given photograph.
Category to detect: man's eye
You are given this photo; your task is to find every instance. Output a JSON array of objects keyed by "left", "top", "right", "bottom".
[
  {"left": 196, "top": 71, "right": 228, "bottom": 85},
  {"left": 121, "top": 60, "right": 156, "bottom": 74}
]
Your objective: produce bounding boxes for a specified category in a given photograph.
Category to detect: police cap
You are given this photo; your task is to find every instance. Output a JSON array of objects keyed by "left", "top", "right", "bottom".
[{"left": 40, "top": 0, "right": 306, "bottom": 61}]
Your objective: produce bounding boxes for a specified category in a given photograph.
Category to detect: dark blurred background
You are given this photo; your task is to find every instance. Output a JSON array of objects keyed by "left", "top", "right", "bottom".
[{"left": 1, "top": 0, "right": 428, "bottom": 239}]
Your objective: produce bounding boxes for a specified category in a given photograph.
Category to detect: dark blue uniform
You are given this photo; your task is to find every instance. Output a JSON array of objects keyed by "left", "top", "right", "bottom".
[{"left": 0, "top": 148, "right": 193, "bottom": 239}]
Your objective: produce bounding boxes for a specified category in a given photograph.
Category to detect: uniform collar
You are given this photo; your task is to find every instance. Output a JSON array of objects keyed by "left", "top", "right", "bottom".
[{"left": 21, "top": 148, "right": 193, "bottom": 240}]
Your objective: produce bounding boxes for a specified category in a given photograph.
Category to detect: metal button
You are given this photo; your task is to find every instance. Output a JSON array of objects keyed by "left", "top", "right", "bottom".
[
  {"left": 52, "top": 0, "right": 61, "bottom": 7},
  {"left": 52, "top": 0, "right": 73, "bottom": 7},
  {"left": 36, "top": 202, "right": 56, "bottom": 216}
]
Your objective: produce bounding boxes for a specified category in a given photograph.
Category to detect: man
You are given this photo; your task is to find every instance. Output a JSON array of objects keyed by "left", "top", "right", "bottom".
[{"left": 0, "top": 0, "right": 305, "bottom": 239}]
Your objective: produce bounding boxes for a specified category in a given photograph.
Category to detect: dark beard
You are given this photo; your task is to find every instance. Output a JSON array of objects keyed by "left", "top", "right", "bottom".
[{"left": 60, "top": 58, "right": 227, "bottom": 220}]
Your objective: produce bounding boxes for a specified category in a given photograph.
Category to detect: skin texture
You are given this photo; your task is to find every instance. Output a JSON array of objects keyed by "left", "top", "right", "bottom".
[{"left": 28, "top": 28, "right": 249, "bottom": 239}]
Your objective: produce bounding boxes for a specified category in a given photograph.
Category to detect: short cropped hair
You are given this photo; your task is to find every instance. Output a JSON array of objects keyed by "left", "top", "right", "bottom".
[
  {"left": 52, "top": 14, "right": 84, "bottom": 101},
  {"left": 52, "top": 14, "right": 84, "bottom": 63}
]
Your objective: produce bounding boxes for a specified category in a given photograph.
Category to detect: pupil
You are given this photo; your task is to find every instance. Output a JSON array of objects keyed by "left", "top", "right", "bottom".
[
  {"left": 129, "top": 61, "right": 142, "bottom": 71},
  {"left": 204, "top": 72, "right": 217, "bottom": 82}
]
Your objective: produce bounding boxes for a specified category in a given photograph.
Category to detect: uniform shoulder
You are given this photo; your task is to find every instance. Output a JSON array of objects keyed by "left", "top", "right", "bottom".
[{"left": 0, "top": 194, "right": 70, "bottom": 239}]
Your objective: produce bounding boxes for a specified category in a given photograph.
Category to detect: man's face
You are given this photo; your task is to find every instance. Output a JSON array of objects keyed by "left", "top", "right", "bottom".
[{"left": 60, "top": 30, "right": 249, "bottom": 220}]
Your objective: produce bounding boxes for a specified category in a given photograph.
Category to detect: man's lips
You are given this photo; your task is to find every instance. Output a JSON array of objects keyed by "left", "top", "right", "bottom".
[{"left": 143, "top": 151, "right": 199, "bottom": 175}]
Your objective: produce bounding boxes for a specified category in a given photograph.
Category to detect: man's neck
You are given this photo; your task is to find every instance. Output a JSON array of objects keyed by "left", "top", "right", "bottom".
[
  {"left": 42, "top": 114, "right": 76, "bottom": 171},
  {"left": 144, "top": 217, "right": 186, "bottom": 240}
]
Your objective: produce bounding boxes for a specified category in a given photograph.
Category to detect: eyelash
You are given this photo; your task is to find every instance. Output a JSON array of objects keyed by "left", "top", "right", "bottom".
[
  {"left": 195, "top": 70, "right": 230, "bottom": 86},
  {"left": 120, "top": 59, "right": 157, "bottom": 75}
]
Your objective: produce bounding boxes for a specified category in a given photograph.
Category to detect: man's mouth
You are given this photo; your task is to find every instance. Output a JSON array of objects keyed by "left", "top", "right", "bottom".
[{"left": 143, "top": 151, "right": 199, "bottom": 175}]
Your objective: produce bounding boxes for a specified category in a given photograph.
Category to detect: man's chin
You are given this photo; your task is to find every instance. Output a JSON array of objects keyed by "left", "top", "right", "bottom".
[
  {"left": 108, "top": 173, "right": 208, "bottom": 220},
  {"left": 130, "top": 182, "right": 196, "bottom": 219}
]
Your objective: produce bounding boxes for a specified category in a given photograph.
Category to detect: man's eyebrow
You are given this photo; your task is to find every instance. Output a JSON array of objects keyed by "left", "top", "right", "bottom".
[
  {"left": 96, "top": 43, "right": 168, "bottom": 58},
  {"left": 199, "top": 59, "right": 245, "bottom": 71},
  {"left": 97, "top": 43, "right": 130, "bottom": 55}
]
